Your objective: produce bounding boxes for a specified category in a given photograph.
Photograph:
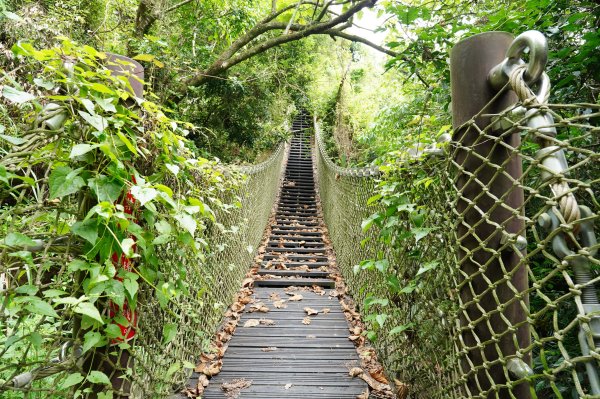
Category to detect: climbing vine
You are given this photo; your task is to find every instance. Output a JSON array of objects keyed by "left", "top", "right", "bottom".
[{"left": 0, "top": 38, "right": 239, "bottom": 395}]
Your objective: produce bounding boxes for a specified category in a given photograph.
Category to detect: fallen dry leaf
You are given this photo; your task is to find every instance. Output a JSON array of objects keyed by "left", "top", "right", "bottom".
[
  {"left": 198, "top": 374, "right": 209, "bottom": 388},
  {"left": 312, "top": 285, "right": 325, "bottom": 295},
  {"left": 321, "top": 308, "right": 330, "bottom": 314},
  {"left": 221, "top": 378, "right": 252, "bottom": 399},
  {"left": 260, "top": 318, "right": 275, "bottom": 325},
  {"left": 195, "top": 360, "right": 222, "bottom": 376},
  {"left": 261, "top": 347, "right": 278, "bottom": 352},
  {"left": 288, "top": 294, "right": 303, "bottom": 301},
  {"left": 243, "top": 319, "right": 260, "bottom": 328},
  {"left": 395, "top": 378, "right": 410, "bottom": 399},
  {"left": 369, "top": 367, "right": 389, "bottom": 384},
  {"left": 356, "top": 389, "right": 369, "bottom": 399},
  {"left": 273, "top": 300, "right": 287, "bottom": 309},
  {"left": 356, "top": 371, "right": 390, "bottom": 393},
  {"left": 349, "top": 367, "right": 363, "bottom": 378},
  {"left": 231, "top": 302, "right": 244, "bottom": 312},
  {"left": 249, "top": 303, "right": 270, "bottom": 313},
  {"left": 302, "top": 317, "right": 311, "bottom": 325},
  {"left": 284, "top": 383, "right": 293, "bottom": 389},
  {"left": 269, "top": 292, "right": 281, "bottom": 301},
  {"left": 304, "top": 307, "right": 319, "bottom": 316},
  {"left": 241, "top": 278, "right": 253, "bottom": 288},
  {"left": 239, "top": 296, "right": 252, "bottom": 305}
]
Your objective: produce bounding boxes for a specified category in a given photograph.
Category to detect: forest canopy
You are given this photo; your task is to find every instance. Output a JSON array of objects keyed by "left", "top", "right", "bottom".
[{"left": 1, "top": 0, "right": 597, "bottom": 163}]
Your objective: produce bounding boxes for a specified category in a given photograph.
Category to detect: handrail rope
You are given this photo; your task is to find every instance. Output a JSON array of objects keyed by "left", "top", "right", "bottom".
[
  {"left": 313, "top": 115, "right": 381, "bottom": 178},
  {"left": 236, "top": 140, "right": 288, "bottom": 175}
]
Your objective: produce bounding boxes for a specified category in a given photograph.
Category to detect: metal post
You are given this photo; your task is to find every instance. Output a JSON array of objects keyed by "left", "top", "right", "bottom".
[{"left": 450, "top": 32, "right": 530, "bottom": 398}]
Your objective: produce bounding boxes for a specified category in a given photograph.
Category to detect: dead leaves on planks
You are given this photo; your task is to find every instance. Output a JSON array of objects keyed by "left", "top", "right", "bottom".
[{"left": 221, "top": 378, "right": 252, "bottom": 399}]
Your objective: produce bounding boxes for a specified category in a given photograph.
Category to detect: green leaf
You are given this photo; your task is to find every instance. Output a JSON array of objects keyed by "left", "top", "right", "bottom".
[
  {"left": 121, "top": 238, "right": 136, "bottom": 258},
  {"left": 375, "top": 314, "right": 388, "bottom": 328},
  {"left": 95, "top": 97, "right": 117, "bottom": 113},
  {"left": 116, "top": 131, "right": 138, "bottom": 155},
  {"left": 374, "top": 259, "right": 389, "bottom": 273},
  {"left": 25, "top": 298, "right": 59, "bottom": 318},
  {"left": 175, "top": 212, "right": 196, "bottom": 236},
  {"left": 89, "top": 175, "right": 123, "bottom": 202},
  {"left": 16, "top": 284, "right": 38, "bottom": 295},
  {"left": 98, "top": 391, "right": 114, "bottom": 399},
  {"left": 165, "top": 361, "right": 181, "bottom": 378},
  {"left": 70, "top": 143, "right": 98, "bottom": 158},
  {"left": 123, "top": 277, "right": 139, "bottom": 301},
  {"left": 2, "top": 86, "right": 35, "bottom": 104},
  {"left": 131, "top": 186, "right": 157, "bottom": 206},
  {"left": 165, "top": 163, "right": 180, "bottom": 175},
  {"left": 366, "top": 330, "right": 377, "bottom": 341},
  {"left": 33, "top": 77, "right": 55, "bottom": 90},
  {"left": 133, "top": 54, "right": 156, "bottom": 62},
  {"left": 364, "top": 296, "right": 389, "bottom": 309},
  {"left": 72, "top": 219, "right": 98, "bottom": 244},
  {"left": 28, "top": 331, "right": 43, "bottom": 349},
  {"left": 411, "top": 227, "right": 435, "bottom": 243},
  {"left": 155, "top": 220, "right": 172, "bottom": 235},
  {"left": 83, "top": 330, "right": 105, "bottom": 353},
  {"left": 88, "top": 83, "right": 115, "bottom": 95},
  {"left": 49, "top": 166, "right": 85, "bottom": 199},
  {"left": 361, "top": 213, "right": 379, "bottom": 232},
  {"left": 3, "top": 232, "right": 36, "bottom": 247},
  {"left": 367, "top": 194, "right": 382, "bottom": 205},
  {"left": 74, "top": 302, "right": 104, "bottom": 324},
  {"left": 105, "top": 323, "right": 123, "bottom": 339},
  {"left": 105, "top": 280, "right": 125, "bottom": 309},
  {"left": 386, "top": 274, "right": 401, "bottom": 293},
  {"left": 78, "top": 110, "right": 108, "bottom": 132},
  {"left": 2, "top": 11, "right": 24, "bottom": 21},
  {"left": 0, "top": 133, "right": 27, "bottom": 145},
  {"left": 389, "top": 323, "right": 414, "bottom": 336},
  {"left": 43, "top": 289, "right": 68, "bottom": 298},
  {"left": 87, "top": 370, "right": 111, "bottom": 385},
  {"left": 416, "top": 261, "right": 439, "bottom": 276},
  {"left": 162, "top": 323, "right": 177, "bottom": 344},
  {"left": 60, "top": 373, "right": 84, "bottom": 389}
]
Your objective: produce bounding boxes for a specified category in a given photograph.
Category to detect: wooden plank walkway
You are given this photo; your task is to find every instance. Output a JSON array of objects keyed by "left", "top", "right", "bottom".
[{"left": 183, "top": 113, "right": 367, "bottom": 398}]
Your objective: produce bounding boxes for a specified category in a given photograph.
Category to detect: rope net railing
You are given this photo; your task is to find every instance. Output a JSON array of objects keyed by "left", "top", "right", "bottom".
[
  {"left": 128, "top": 142, "right": 286, "bottom": 396},
  {"left": 316, "top": 40, "right": 600, "bottom": 398},
  {"left": 315, "top": 120, "right": 460, "bottom": 398},
  {"left": 0, "top": 89, "right": 285, "bottom": 399}
]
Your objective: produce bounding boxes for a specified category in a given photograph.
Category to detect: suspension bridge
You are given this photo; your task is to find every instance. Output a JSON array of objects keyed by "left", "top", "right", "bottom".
[{"left": 1, "top": 30, "right": 599, "bottom": 399}]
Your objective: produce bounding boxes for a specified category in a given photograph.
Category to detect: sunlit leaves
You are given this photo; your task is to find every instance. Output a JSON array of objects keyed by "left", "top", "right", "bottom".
[
  {"left": 2, "top": 86, "right": 35, "bottom": 104},
  {"left": 48, "top": 166, "right": 86, "bottom": 199}
]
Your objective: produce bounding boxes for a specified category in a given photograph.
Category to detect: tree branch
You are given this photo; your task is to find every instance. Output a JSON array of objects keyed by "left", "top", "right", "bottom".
[
  {"left": 324, "top": 30, "right": 430, "bottom": 87},
  {"left": 324, "top": 30, "right": 397, "bottom": 57},
  {"left": 164, "top": 0, "right": 196, "bottom": 14},
  {"left": 180, "top": 0, "right": 379, "bottom": 92}
]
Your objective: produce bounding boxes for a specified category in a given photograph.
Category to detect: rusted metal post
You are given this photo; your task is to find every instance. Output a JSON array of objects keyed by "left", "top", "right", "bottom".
[{"left": 450, "top": 32, "right": 530, "bottom": 398}]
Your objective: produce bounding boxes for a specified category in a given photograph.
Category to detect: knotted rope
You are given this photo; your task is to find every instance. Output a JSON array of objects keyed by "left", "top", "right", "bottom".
[{"left": 509, "top": 65, "right": 581, "bottom": 232}]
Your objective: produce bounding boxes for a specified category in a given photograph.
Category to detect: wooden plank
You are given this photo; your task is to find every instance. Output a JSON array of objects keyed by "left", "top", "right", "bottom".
[{"left": 255, "top": 278, "right": 334, "bottom": 288}]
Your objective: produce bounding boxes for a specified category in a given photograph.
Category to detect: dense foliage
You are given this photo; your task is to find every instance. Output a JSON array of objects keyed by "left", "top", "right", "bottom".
[{"left": 0, "top": 0, "right": 598, "bottom": 397}]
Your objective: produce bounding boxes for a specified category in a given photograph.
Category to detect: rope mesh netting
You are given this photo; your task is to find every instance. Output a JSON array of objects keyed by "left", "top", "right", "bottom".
[
  {"left": 316, "top": 94, "right": 600, "bottom": 398},
  {"left": 0, "top": 116, "right": 285, "bottom": 398},
  {"left": 129, "top": 143, "right": 285, "bottom": 396},
  {"left": 315, "top": 123, "right": 460, "bottom": 398}
]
